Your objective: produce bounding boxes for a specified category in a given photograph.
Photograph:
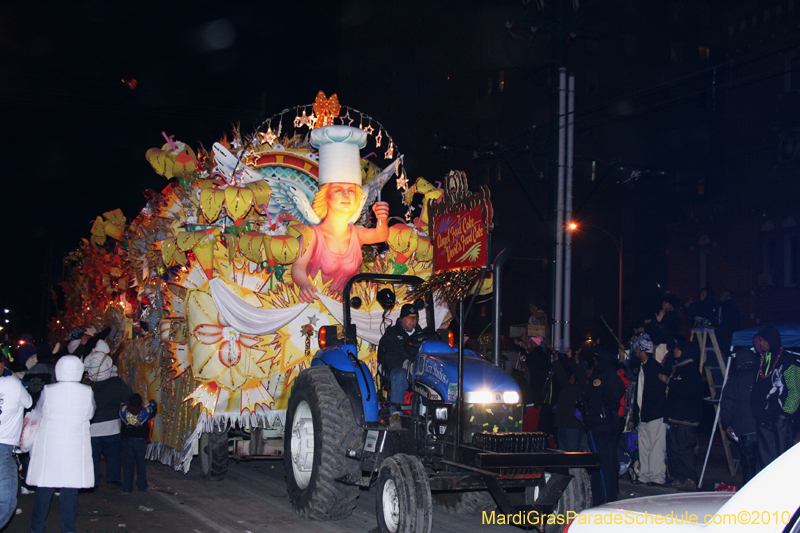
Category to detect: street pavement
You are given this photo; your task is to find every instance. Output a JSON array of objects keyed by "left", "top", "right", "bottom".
[
  {"left": 3, "top": 438, "right": 742, "bottom": 533},
  {"left": 5, "top": 458, "right": 525, "bottom": 533}
]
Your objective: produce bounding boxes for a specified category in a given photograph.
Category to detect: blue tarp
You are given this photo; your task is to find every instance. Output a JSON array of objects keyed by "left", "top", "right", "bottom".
[{"left": 731, "top": 325, "right": 800, "bottom": 348}]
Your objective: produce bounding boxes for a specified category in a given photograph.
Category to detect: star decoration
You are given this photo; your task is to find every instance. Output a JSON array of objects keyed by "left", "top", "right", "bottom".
[
  {"left": 343, "top": 111, "right": 354, "bottom": 126},
  {"left": 396, "top": 172, "right": 409, "bottom": 190},
  {"left": 364, "top": 124, "right": 374, "bottom": 135},
  {"left": 384, "top": 141, "right": 395, "bottom": 159},
  {"left": 294, "top": 109, "right": 314, "bottom": 128},
  {"left": 375, "top": 130, "right": 382, "bottom": 147},
  {"left": 306, "top": 315, "right": 319, "bottom": 327},
  {"left": 259, "top": 128, "right": 277, "bottom": 145},
  {"left": 308, "top": 113, "right": 318, "bottom": 128}
]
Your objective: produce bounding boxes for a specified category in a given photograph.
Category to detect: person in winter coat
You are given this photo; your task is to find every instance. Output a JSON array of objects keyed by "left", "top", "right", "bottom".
[
  {"left": 685, "top": 287, "right": 717, "bottom": 328},
  {"left": 720, "top": 347, "right": 759, "bottom": 485},
  {"left": 84, "top": 340, "right": 134, "bottom": 488},
  {"left": 378, "top": 303, "right": 422, "bottom": 429},
  {"left": 575, "top": 346, "right": 625, "bottom": 505},
  {"left": 645, "top": 296, "right": 681, "bottom": 346},
  {"left": 119, "top": 394, "right": 158, "bottom": 494},
  {"left": 664, "top": 339, "right": 704, "bottom": 491},
  {"left": 26, "top": 355, "right": 94, "bottom": 533},
  {"left": 751, "top": 326, "right": 800, "bottom": 473},
  {"left": 633, "top": 334, "right": 669, "bottom": 485},
  {"left": 553, "top": 348, "right": 585, "bottom": 452},
  {"left": 0, "top": 351, "right": 32, "bottom": 529},
  {"left": 23, "top": 350, "right": 56, "bottom": 405}
]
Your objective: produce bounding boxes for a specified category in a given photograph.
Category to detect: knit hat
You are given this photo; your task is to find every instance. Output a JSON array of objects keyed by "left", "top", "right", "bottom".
[
  {"left": 84, "top": 340, "right": 116, "bottom": 381},
  {"left": 399, "top": 303, "right": 419, "bottom": 319}
]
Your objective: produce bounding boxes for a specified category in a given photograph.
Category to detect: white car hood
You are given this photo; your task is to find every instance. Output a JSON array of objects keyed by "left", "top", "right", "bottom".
[
  {"left": 594, "top": 492, "right": 734, "bottom": 517},
  {"left": 568, "top": 441, "right": 800, "bottom": 532}
]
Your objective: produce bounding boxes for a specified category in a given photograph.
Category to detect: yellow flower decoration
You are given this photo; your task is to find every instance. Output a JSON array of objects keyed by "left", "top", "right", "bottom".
[{"left": 185, "top": 283, "right": 272, "bottom": 392}]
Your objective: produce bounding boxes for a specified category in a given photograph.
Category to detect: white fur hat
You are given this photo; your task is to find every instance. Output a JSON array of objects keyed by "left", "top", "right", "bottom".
[{"left": 310, "top": 125, "right": 367, "bottom": 186}]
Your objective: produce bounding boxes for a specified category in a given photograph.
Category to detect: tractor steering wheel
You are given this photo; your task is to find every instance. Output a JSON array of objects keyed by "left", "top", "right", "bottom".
[{"left": 410, "top": 329, "right": 438, "bottom": 347}]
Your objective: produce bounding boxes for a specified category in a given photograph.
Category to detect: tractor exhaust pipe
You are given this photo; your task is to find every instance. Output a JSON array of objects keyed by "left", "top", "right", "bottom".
[{"left": 492, "top": 246, "right": 514, "bottom": 367}]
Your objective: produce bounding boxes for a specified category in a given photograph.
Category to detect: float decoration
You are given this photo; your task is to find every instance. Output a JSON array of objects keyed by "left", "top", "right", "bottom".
[{"left": 49, "top": 93, "right": 473, "bottom": 472}]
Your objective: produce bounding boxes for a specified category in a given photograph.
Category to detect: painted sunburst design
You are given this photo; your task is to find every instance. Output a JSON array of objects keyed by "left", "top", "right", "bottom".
[{"left": 186, "top": 284, "right": 272, "bottom": 392}]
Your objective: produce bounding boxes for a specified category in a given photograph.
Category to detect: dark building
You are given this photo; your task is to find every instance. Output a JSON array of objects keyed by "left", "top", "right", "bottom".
[
  {"left": 337, "top": 1, "right": 719, "bottom": 346},
  {"left": 667, "top": 0, "right": 800, "bottom": 330}
]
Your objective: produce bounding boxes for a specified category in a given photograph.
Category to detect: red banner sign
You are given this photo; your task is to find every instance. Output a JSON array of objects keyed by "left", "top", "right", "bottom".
[{"left": 432, "top": 205, "right": 487, "bottom": 272}]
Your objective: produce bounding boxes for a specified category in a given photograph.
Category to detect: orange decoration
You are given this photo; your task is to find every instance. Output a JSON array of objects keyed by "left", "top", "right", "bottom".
[{"left": 312, "top": 91, "right": 341, "bottom": 128}]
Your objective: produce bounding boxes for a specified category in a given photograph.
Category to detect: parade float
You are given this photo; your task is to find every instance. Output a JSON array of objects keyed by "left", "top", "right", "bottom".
[{"left": 51, "top": 92, "right": 490, "bottom": 475}]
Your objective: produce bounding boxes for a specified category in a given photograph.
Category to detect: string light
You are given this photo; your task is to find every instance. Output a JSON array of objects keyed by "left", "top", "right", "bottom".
[
  {"left": 375, "top": 129, "right": 382, "bottom": 147},
  {"left": 342, "top": 110, "right": 354, "bottom": 126},
  {"left": 396, "top": 170, "right": 409, "bottom": 190}
]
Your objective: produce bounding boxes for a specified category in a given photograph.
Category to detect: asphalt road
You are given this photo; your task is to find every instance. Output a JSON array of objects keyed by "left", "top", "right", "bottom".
[
  {"left": 5, "top": 457, "right": 524, "bottom": 533},
  {"left": 4, "top": 439, "right": 737, "bottom": 533}
]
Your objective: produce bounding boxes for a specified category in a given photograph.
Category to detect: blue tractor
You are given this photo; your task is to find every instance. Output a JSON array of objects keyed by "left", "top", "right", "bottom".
[{"left": 284, "top": 274, "right": 597, "bottom": 532}]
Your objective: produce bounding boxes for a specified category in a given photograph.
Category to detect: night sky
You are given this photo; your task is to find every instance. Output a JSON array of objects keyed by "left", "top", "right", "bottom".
[
  {"left": 1, "top": 1, "right": 347, "bottom": 335},
  {"left": 0, "top": 0, "right": 725, "bottom": 341}
]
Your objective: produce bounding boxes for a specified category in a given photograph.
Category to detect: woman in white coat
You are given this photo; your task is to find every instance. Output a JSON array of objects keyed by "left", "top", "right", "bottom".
[{"left": 26, "top": 355, "right": 95, "bottom": 533}]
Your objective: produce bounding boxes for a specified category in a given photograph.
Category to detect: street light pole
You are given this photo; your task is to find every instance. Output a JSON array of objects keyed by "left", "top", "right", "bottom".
[{"left": 571, "top": 224, "right": 623, "bottom": 343}]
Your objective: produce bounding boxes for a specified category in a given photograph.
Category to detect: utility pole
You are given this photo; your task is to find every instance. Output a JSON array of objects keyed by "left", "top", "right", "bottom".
[
  {"left": 553, "top": 68, "right": 567, "bottom": 352},
  {"left": 563, "top": 73, "right": 575, "bottom": 350}
]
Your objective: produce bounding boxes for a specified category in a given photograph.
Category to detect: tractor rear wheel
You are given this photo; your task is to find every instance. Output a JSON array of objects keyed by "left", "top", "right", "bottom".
[
  {"left": 432, "top": 490, "right": 497, "bottom": 515},
  {"left": 199, "top": 429, "right": 229, "bottom": 481}
]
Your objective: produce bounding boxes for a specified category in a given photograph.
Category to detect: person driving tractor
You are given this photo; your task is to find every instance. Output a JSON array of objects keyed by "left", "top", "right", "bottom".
[{"left": 378, "top": 304, "right": 422, "bottom": 429}]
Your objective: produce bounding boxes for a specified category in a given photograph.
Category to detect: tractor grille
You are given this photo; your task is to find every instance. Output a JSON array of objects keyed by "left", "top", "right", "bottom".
[{"left": 471, "top": 431, "right": 548, "bottom": 453}]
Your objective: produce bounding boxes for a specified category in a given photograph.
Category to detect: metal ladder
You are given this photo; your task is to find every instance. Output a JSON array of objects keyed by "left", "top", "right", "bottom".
[{"left": 690, "top": 327, "right": 739, "bottom": 476}]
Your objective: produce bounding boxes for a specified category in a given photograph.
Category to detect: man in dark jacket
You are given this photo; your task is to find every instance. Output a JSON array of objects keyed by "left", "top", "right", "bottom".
[
  {"left": 633, "top": 334, "right": 669, "bottom": 485},
  {"left": 645, "top": 296, "right": 681, "bottom": 346},
  {"left": 665, "top": 339, "right": 704, "bottom": 491},
  {"left": 751, "top": 326, "right": 800, "bottom": 473},
  {"left": 720, "top": 347, "right": 758, "bottom": 485},
  {"left": 378, "top": 304, "right": 422, "bottom": 428},
  {"left": 553, "top": 348, "right": 585, "bottom": 452},
  {"left": 576, "top": 346, "right": 625, "bottom": 505}
]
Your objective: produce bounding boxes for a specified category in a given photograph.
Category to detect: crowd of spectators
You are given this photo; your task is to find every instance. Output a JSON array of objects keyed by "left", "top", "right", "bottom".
[
  {"left": 510, "top": 289, "right": 799, "bottom": 504},
  {"left": 0, "top": 326, "right": 157, "bottom": 531}
]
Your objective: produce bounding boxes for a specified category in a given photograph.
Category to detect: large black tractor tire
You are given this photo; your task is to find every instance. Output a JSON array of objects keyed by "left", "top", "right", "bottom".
[
  {"left": 284, "top": 365, "right": 361, "bottom": 520},
  {"left": 432, "top": 490, "right": 497, "bottom": 515},
  {"left": 376, "top": 454, "right": 433, "bottom": 533},
  {"left": 199, "top": 429, "right": 229, "bottom": 481},
  {"left": 543, "top": 468, "right": 592, "bottom": 533}
]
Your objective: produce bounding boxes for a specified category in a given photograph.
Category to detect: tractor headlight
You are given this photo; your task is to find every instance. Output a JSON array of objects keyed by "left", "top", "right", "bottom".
[
  {"left": 464, "top": 390, "right": 520, "bottom": 404},
  {"left": 502, "top": 390, "right": 520, "bottom": 404},
  {"left": 464, "top": 390, "right": 493, "bottom": 403},
  {"left": 435, "top": 407, "right": 448, "bottom": 421}
]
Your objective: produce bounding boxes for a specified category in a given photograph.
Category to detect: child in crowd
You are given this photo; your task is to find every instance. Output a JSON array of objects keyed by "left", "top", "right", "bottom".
[{"left": 119, "top": 394, "right": 157, "bottom": 494}]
